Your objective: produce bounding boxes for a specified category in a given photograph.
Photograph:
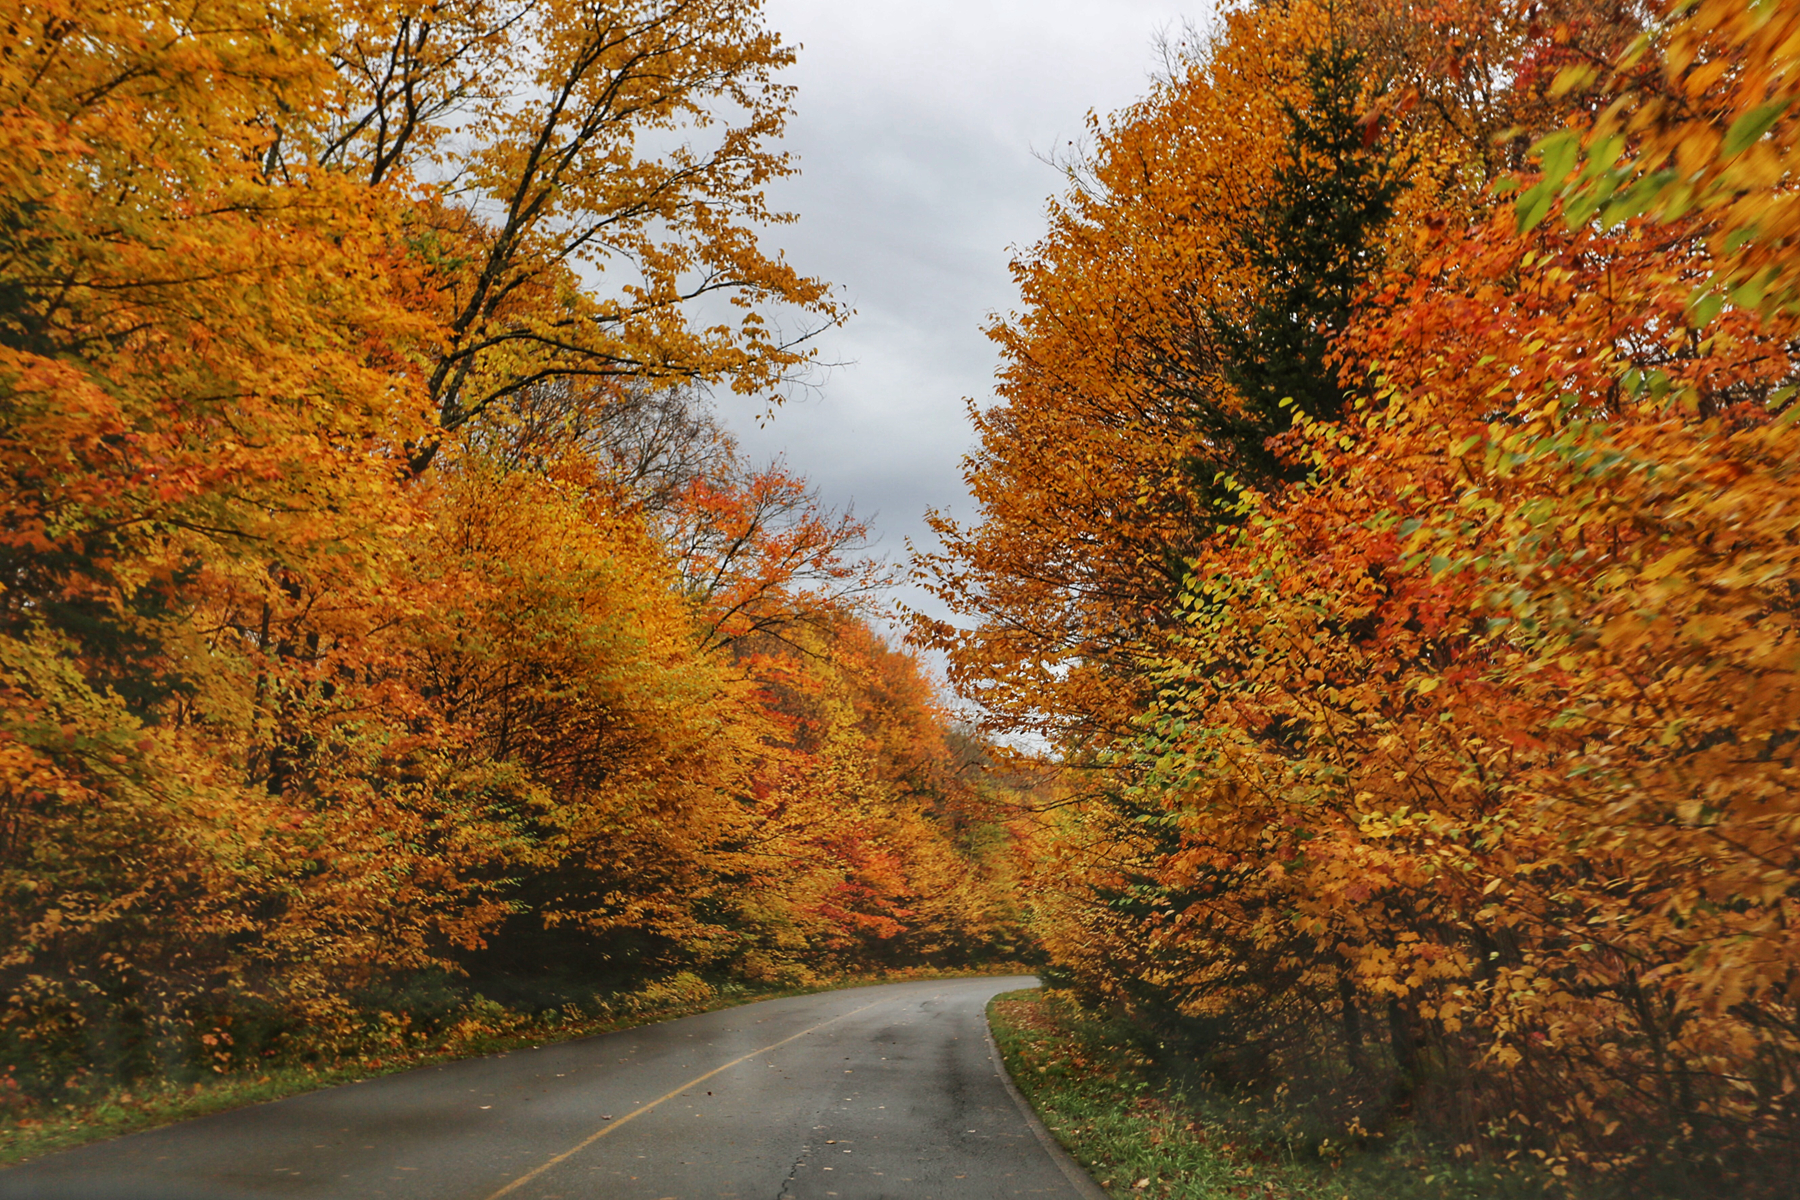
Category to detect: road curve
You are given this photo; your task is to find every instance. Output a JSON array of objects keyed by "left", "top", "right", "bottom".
[{"left": 0, "top": 975, "right": 1105, "bottom": 1200}]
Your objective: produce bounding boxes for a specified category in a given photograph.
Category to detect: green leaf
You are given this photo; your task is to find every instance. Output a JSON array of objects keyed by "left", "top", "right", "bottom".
[
  {"left": 1723, "top": 99, "right": 1791, "bottom": 156},
  {"left": 1549, "top": 65, "right": 1597, "bottom": 97},
  {"left": 1689, "top": 290, "right": 1724, "bottom": 329},
  {"left": 1659, "top": 180, "right": 1696, "bottom": 220},
  {"left": 1515, "top": 182, "right": 1557, "bottom": 232},
  {"left": 1726, "top": 267, "right": 1780, "bottom": 311},
  {"left": 1576, "top": 135, "right": 1625, "bottom": 182},
  {"left": 1533, "top": 130, "right": 1581, "bottom": 184},
  {"left": 1563, "top": 190, "right": 1603, "bottom": 229},
  {"left": 1600, "top": 168, "right": 1678, "bottom": 229},
  {"left": 1723, "top": 225, "right": 1759, "bottom": 254}
]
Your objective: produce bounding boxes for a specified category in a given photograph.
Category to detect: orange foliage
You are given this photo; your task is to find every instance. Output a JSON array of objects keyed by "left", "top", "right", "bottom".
[
  {"left": 717, "top": 617, "right": 1022, "bottom": 976},
  {"left": 931, "top": 0, "right": 1800, "bottom": 1190},
  {"left": 0, "top": 0, "right": 1018, "bottom": 1100}
]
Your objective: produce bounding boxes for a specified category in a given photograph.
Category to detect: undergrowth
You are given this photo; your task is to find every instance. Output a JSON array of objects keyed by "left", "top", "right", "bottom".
[{"left": 988, "top": 987, "right": 1567, "bottom": 1200}]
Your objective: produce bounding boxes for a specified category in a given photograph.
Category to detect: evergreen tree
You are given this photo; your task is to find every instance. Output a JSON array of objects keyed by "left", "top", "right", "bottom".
[{"left": 1192, "top": 40, "right": 1407, "bottom": 493}]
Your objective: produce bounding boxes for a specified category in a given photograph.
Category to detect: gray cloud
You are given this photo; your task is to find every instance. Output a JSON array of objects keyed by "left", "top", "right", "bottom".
[{"left": 722, "top": 0, "right": 1193, "bottom": 649}]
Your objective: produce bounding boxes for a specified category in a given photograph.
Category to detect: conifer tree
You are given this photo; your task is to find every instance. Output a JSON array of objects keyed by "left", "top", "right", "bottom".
[{"left": 1194, "top": 39, "right": 1405, "bottom": 492}]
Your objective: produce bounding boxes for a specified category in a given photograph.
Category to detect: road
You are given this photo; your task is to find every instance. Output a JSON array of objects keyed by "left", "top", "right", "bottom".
[{"left": 0, "top": 975, "right": 1105, "bottom": 1200}]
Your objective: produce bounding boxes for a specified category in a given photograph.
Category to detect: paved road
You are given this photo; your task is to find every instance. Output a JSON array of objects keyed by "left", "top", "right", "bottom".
[{"left": 0, "top": 975, "right": 1103, "bottom": 1200}]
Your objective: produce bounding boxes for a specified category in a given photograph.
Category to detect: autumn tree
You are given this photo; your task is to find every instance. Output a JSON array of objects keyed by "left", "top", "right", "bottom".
[
  {"left": 298, "top": 0, "right": 843, "bottom": 470},
  {"left": 916, "top": 0, "right": 1476, "bottom": 742},
  {"left": 721, "top": 616, "right": 1024, "bottom": 977},
  {"left": 0, "top": 0, "right": 478, "bottom": 1087},
  {"left": 473, "top": 377, "right": 887, "bottom": 648},
  {"left": 917, "top": 4, "right": 1308, "bottom": 746}
]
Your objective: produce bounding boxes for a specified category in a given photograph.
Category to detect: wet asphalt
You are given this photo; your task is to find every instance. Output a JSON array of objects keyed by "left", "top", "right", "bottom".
[{"left": 0, "top": 975, "right": 1105, "bottom": 1200}]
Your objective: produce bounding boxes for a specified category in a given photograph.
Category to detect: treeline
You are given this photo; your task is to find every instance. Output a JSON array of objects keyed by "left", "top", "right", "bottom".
[
  {"left": 922, "top": 0, "right": 1799, "bottom": 1193},
  {"left": 0, "top": 0, "right": 1022, "bottom": 1103}
]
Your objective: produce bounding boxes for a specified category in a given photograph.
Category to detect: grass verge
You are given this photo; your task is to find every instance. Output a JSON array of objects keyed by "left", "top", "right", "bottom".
[
  {"left": 987, "top": 987, "right": 1550, "bottom": 1200},
  {"left": 1, "top": 963, "right": 1032, "bottom": 1167}
]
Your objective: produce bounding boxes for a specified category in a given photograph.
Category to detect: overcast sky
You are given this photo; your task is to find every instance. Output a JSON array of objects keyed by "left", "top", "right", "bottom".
[{"left": 722, "top": 0, "right": 1198, "bottom": 645}]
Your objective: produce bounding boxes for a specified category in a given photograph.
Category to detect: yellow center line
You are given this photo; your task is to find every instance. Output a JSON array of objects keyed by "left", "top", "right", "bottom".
[{"left": 482, "top": 999, "right": 886, "bottom": 1200}]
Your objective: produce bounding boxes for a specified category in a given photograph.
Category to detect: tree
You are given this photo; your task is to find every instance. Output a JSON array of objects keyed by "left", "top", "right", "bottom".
[
  {"left": 471, "top": 377, "right": 888, "bottom": 650},
  {"left": 916, "top": 4, "right": 1307, "bottom": 745},
  {"left": 296, "top": 0, "right": 845, "bottom": 470},
  {"left": 915, "top": 1, "right": 1455, "bottom": 744},
  {"left": 1198, "top": 38, "right": 1406, "bottom": 490}
]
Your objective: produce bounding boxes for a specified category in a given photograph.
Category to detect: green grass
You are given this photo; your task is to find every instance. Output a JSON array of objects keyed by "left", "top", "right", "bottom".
[
  {"left": 0, "top": 963, "right": 1030, "bottom": 1167},
  {"left": 987, "top": 988, "right": 1551, "bottom": 1200}
]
